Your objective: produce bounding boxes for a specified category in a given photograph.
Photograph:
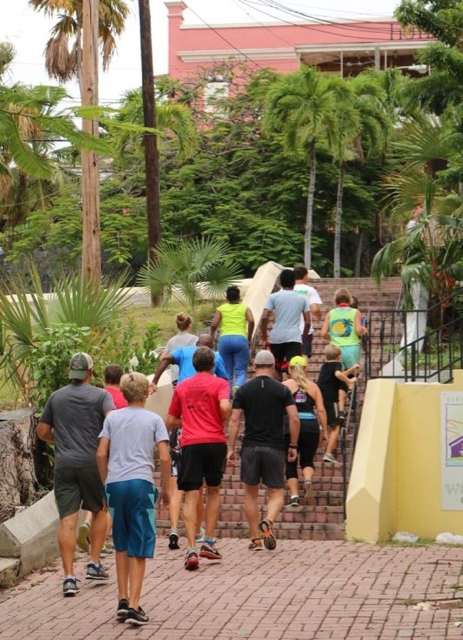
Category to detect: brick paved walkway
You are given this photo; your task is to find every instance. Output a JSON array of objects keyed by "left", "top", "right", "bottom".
[{"left": 1, "top": 539, "right": 463, "bottom": 640}]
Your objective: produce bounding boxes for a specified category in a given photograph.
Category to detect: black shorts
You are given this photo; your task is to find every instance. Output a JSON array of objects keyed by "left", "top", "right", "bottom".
[
  {"left": 325, "top": 402, "right": 340, "bottom": 427},
  {"left": 269, "top": 342, "right": 302, "bottom": 373},
  {"left": 54, "top": 467, "right": 104, "bottom": 519},
  {"left": 284, "top": 429, "right": 320, "bottom": 478},
  {"left": 240, "top": 445, "right": 286, "bottom": 488},
  {"left": 302, "top": 334, "right": 314, "bottom": 358},
  {"left": 177, "top": 443, "right": 227, "bottom": 492}
]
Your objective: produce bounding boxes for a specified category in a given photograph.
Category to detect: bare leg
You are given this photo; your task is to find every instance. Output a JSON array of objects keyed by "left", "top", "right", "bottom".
[
  {"left": 59, "top": 512, "right": 79, "bottom": 576},
  {"left": 266, "top": 488, "right": 284, "bottom": 523},
  {"left": 339, "top": 389, "right": 347, "bottom": 411},
  {"left": 287, "top": 477, "right": 299, "bottom": 498},
  {"left": 128, "top": 557, "right": 146, "bottom": 611},
  {"left": 244, "top": 484, "right": 259, "bottom": 540},
  {"left": 183, "top": 490, "right": 200, "bottom": 548},
  {"left": 89, "top": 509, "right": 108, "bottom": 564},
  {"left": 204, "top": 485, "right": 221, "bottom": 540},
  {"left": 116, "top": 551, "right": 129, "bottom": 601},
  {"left": 302, "top": 466, "right": 314, "bottom": 482},
  {"left": 196, "top": 485, "right": 204, "bottom": 535},
  {"left": 169, "top": 477, "right": 183, "bottom": 531},
  {"left": 326, "top": 426, "right": 340, "bottom": 455}
]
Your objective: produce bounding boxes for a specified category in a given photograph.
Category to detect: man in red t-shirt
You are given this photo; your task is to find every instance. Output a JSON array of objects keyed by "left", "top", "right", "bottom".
[
  {"left": 167, "top": 347, "right": 231, "bottom": 571},
  {"left": 104, "top": 364, "right": 128, "bottom": 410}
]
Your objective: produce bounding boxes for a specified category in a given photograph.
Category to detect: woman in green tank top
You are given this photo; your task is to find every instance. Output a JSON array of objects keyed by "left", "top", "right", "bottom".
[{"left": 211, "top": 286, "right": 255, "bottom": 390}]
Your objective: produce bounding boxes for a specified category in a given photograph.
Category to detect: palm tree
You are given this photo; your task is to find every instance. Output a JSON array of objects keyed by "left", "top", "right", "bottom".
[
  {"left": 329, "top": 74, "right": 390, "bottom": 277},
  {"left": 29, "top": 0, "right": 129, "bottom": 96},
  {"left": 264, "top": 66, "right": 343, "bottom": 269},
  {"left": 109, "top": 89, "right": 198, "bottom": 163}
]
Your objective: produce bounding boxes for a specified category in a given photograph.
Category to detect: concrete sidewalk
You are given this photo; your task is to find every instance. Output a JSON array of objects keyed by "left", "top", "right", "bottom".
[{"left": 0, "top": 539, "right": 462, "bottom": 640}]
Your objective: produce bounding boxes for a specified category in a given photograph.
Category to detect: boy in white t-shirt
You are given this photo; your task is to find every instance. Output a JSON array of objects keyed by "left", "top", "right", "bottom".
[
  {"left": 293, "top": 266, "right": 322, "bottom": 358},
  {"left": 97, "top": 372, "right": 170, "bottom": 627}
]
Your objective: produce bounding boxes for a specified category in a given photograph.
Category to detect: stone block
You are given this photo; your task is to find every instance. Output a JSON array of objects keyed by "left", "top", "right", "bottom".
[
  {"left": 0, "top": 557, "right": 20, "bottom": 587},
  {"left": 0, "top": 491, "right": 60, "bottom": 576}
]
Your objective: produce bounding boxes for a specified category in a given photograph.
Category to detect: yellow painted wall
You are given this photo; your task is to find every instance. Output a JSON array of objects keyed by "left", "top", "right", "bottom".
[{"left": 346, "top": 370, "right": 463, "bottom": 543}]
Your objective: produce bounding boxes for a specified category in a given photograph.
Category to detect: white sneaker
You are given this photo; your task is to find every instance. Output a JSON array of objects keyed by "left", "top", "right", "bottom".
[
  {"left": 195, "top": 527, "right": 205, "bottom": 543},
  {"left": 323, "top": 452, "right": 337, "bottom": 464}
]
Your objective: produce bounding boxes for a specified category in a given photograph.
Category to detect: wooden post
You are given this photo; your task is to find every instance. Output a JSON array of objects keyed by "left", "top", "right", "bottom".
[
  {"left": 82, "top": 0, "right": 101, "bottom": 284},
  {"left": 138, "top": 0, "right": 161, "bottom": 282}
]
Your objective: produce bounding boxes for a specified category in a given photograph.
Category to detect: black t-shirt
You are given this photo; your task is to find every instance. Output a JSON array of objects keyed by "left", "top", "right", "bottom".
[
  {"left": 233, "top": 375, "right": 295, "bottom": 450},
  {"left": 317, "top": 362, "right": 342, "bottom": 403}
]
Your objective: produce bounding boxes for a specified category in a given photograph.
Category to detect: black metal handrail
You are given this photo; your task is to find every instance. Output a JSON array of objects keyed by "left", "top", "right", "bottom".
[
  {"left": 365, "top": 287, "right": 463, "bottom": 383},
  {"left": 340, "top": 379, "right": 360, "bottom": 519}
]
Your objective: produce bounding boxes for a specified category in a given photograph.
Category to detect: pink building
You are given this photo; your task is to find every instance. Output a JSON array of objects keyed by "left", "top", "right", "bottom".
[{"left": 165, "top": 1, "right": 434, "bottom": 80}]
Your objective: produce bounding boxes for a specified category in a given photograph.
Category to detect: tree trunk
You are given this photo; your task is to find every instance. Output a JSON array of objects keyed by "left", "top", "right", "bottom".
[
  {"left": 81, "top": 0, "right": 101, "bottom": 285},
  {"left": 333, "top": 163, "right": 345, "bottom": 278},
  {"left": 354, "top": 230, "right": 364, "bottom": 277},
  {"left": 304, "top": 141, "right": 316, "bottom": 269},
  {"left": 138, "top": 0, "right": 161, "bottom": 306},
  {"left": 0, "top": 410, "right": 37, "bottom": 524}
]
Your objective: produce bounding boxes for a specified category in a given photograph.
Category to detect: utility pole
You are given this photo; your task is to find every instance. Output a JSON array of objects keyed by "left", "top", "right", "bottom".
[
  {"left": 138, "top": 0, "right": 161, "bottom": 280},
  {"left": 82, "top": 0, "right": 101, "bottom": 284}
]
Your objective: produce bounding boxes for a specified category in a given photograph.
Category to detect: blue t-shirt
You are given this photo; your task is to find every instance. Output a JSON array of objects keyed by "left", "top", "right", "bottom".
[{"left": 170, "top": 345, "right": 228, "bottom": 383}]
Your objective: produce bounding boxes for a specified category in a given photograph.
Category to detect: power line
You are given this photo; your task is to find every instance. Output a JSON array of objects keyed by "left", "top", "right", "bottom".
[{"left": 185, "top": 3, "right": 265, "bottom": 70}]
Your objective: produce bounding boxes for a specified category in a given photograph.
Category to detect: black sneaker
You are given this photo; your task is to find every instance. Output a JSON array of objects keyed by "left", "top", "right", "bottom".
[
  {"left": 168, "top": 531, "right": 180, "bottom": 550},
  {"left": 125, "top": 607, "right": 149, "bottom": 626},
  {"left": 86, "top": 562, "right": 109, "bottom": 580},
  {"left": 199, "top": 543, "right": 222, "bottom": 560},
  {"left": 63, "top": 577, "right": 79, "bottom": 597},
  {"left": 289, "top": 496, "right": 300, "bottom": 508},
  {"left": 116, "top": 599, "right": 129, "bottom": 620},
  {"left": 338, "top": 410, "right": 346, "bottom": 426},
  {"left": 184, "top": 550, "right": 199, "bottom": 571}
]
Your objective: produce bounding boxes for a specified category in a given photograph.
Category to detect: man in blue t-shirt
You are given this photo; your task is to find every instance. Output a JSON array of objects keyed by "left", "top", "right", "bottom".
[{"left": 151, "top": 333, "right": 228, "bottom": 391}]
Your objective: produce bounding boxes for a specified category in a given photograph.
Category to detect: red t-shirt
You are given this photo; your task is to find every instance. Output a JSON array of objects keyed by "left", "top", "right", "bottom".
[
  {"left": 168, "top": 373, "right": 229, "bottom": 446},
  {"left": 105, "top": 386, "right": 128, "bottom": 410}
]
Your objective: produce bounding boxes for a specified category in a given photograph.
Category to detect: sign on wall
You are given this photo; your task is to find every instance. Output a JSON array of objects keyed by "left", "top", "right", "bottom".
[{"left": 441, "top": 392, "right": 463, "bottom": 510}]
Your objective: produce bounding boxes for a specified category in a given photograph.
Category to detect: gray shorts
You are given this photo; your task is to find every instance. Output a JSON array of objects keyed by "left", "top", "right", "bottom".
[
  {"left": 240, "top": 446, "right": 286, "bottom": 489},
  {"left": 54, "top": 466, "right": 104, "bottom": 519}
]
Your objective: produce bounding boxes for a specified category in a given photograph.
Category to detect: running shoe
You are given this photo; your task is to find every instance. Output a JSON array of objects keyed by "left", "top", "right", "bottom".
[
  {"left": 259, "top": 518, "right": 277, "bottom": 550},
  {"left": 304, "top": 481, "right": 315, "bottom": 505},
  {"left": 168, "top": 531, "right": 180, "bottom": 550},
  {"left": 77, "top": 521, "right": 90, "bottom": 553},
  {"left": 184, "top": 550, "right": 199, "bottom": 571},
  {"left": 195, "top": 527, "right": 206, "bottom": 543},
  {"left": 63, "top": 577, "right": 79, "bottom": 597},
  {"left": 248, "top": 538, "right": 263, "bottom": 551},
  {"left": 199, "top": 543, "right": 222, "bottom": 560},
  {"left": 100, "top": 545, "right": 113, "bottom": 555},
  {"left": 116, "top": 599, "right": 129, "bottom": 620},
  {"left": 323, "top": 452, "right": 337, "bottom": 464},
  {"left": 125, "top": 607, "right": 149, "bottom": 626},
  {"left": 85, "top": 562, "right": 109, "bottom": 580},
  {"left": 338, "top": 410, "right": 346, "bottom": 427},
  {"left": 289, "top": 496, "right": 300, "bottom": 508}
]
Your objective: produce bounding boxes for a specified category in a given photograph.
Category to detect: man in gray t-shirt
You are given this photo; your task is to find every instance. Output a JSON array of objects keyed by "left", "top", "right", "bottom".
[
  {"left": 261, "top": 269, "right": 311, "bottom": 378},
  {"left": 38, "top": 352, "right": 115, "bottom": 596}
]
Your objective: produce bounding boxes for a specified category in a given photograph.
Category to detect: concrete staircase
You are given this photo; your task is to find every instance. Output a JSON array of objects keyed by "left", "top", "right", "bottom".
[{"left": 155, "top": 277, "right": 403, "bottom": 542}]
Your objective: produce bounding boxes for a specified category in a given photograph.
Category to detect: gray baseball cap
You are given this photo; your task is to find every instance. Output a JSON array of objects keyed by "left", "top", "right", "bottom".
[
  {"left": 254, "top": 350, "right": 275, "bottom": 366},
  {"left": 69, "top": 352, "right": 93, "bottom": 380}
]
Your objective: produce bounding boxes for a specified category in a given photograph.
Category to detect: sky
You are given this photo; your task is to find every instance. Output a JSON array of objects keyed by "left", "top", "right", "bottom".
[{"left": 1, "top": 0, "right": 399, "bottom": 106}]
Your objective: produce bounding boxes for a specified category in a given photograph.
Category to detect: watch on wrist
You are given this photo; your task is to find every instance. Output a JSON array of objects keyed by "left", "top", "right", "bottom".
[{"left": 289, "top": 444, "right": 298, "bottom": 449}]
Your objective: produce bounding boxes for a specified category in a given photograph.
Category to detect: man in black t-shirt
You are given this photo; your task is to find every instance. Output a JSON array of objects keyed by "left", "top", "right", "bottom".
[{"left": 228, "top": 350, "right": 300, "bottom": 551}]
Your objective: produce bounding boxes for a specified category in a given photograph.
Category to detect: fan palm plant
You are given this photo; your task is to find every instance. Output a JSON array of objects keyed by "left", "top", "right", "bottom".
[
  {"left": 0, "top": 264, "right": 130, "bottom": 401},
  {"left": 264, "top": 66, "right": 345, "bottom": 268},
  {"left": 137, "top": 237, "right": 242, "bottom": 313}
]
